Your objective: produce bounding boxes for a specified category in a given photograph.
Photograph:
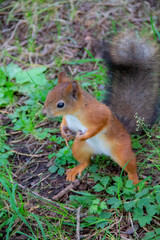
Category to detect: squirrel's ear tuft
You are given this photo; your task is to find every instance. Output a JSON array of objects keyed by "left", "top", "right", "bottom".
[
  {"left": 58, "top": 72, "right": 70, "bottom": 84},
  {"left": 66, "top": 81, "right": 81, "bottom": 100}
]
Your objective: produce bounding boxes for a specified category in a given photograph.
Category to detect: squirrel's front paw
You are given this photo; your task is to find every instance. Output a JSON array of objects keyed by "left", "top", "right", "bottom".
[
  {"left": 62, "top": 126, "right": 76, "bottom": 141},
  {"left": 76, "top": 130, "right": 86, "bottom": 141}
]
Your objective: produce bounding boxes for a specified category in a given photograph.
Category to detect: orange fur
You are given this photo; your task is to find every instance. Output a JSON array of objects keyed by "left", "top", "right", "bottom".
[{"left": 42, "top": 72, "right": 139, "bottom": 185}]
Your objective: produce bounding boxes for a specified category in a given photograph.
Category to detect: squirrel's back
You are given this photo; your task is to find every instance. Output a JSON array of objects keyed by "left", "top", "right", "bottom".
[{"left": 103, "top": 31, "right": 160, "bottom": 133}]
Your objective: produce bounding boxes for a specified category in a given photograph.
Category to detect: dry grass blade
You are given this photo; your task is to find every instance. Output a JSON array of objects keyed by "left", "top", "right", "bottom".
[{"left": 76, "top": 206, "right": 82, "bottom": 240}]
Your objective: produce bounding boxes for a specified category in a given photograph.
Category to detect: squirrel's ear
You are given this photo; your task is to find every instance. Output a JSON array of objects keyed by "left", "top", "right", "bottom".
[
  {"left": 66, "top": 81, "right": 81, "bottom": 100},
  {"left": 58, "top": 72, "right": 70, "bottom": 84}
]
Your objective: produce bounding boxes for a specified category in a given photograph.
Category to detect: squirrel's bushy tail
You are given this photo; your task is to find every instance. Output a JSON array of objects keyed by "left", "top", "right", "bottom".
[{"left": 103, "top": 31, "right": 160, "bottom": 133}]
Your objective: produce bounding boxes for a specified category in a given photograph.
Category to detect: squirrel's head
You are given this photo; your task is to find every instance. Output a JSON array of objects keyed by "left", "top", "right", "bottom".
[{"left": 42, "top": 72, "right": 82, "bottom": 117}]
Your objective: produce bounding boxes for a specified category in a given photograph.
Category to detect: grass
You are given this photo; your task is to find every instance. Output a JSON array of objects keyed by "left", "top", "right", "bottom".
[
  {"left": 0, "top": 0, "right": 160, "bottom": 239},
  {"left": 0, "top": 171, "right": 76, "bottom": 239}
]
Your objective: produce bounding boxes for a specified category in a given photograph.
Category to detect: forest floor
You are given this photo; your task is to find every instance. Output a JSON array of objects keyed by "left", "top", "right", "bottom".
[{"left": 0, "top": 0, "right": 160, "bottom": 239}]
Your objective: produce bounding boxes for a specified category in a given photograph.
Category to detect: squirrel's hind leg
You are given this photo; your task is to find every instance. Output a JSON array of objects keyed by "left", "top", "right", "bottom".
[
  {"left": 112, "top": 144, "right": 139, "bottom": 185},
  {"left": 66, "top": 139, "right": 93, "bottom": 182}
]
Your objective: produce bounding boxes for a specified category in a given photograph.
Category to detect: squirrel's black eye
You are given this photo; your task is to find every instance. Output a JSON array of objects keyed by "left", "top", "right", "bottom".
[{"left": 57, "top": 102, "right": 65, "bottom": 108}]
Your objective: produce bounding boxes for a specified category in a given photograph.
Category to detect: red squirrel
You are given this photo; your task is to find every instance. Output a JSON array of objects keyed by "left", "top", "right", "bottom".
[{"left": 42, "top": 32, "right": 160, "bottom": 185}]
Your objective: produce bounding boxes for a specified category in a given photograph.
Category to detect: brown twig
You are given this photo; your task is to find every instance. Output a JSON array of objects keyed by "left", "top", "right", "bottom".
[
  {"left": 0, "top": 110, "right": 10, "bottom": 114},
  {"left": 11, "top": 149, "right": 48, "bottom": 157},
  {"left": 52, "top": 179, "right": 80, "bottom": 200},
  {"left": 128, "top": 212, "right": 139, "bottom": 238},
  {"left": 35, "top": 121, "right": 52, "bottom": 128},
  {"left": 153, "top": 219, "right": 160, "bottom": 227},
  {"left": 64, "top": 138, "right": 69, "bottom": 147},
  {"left": 10, "top": 135, "right": 28, "bottom": 143},
  {"left": 30, "top": 173, "right": 52, "bottom": 189},
  {"left": 9, "top": 130, "right": 22, "bottom": 135},
  {"left": 82, "top": 36, "right": 91, "bottom": 59}
]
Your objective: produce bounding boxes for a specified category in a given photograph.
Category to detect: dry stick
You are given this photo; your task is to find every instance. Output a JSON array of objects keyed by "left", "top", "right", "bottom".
[
  {"left": 15, "top": 141, "right": 50, "bottom": 174},
  {"left": 11, "top": 149, "right": 48, "bottom": 158},
  {"left": 82, "top": 36, "right": 91, "bottom": 59},
  {"left": 22, "top": 175, "right": 36, "bottom": 183},
  {"left": 10, "top": 135, "right": 29, "bottom": 143},
  {"left": 153, "top": 219, "right": 160, "bottom": 227},
  {"left": 9, "top": 130, "right": 22, "bottom": 135},
  {"left": 52, "top": 179, "right": 80, "bottom": 201},
  {"left": 35, "top": 121, "right": 52, "bottom": 128},
  {"left": 64, "top": 138, "right": 69, "bottom": 147},
  {"left": 30, "top": 173, "right": 52, "bottom": 189},
  {"left": 30, "top": 162, "right": 39, "bottom": 175},
  {"left": 0, "top": 110, "right": 10, "bottom": 114},
  {"left": 2, "top": 25, "right": 15, "bottom": 33},
  {"left": 28, "top": 140, "right": 49, "bottom": 162},
  {"left": 4, "top": 46, "right": 18, "bottom": 51},
  {"left": 76, "top": 206, "right": 82, "bottom": 240},
  {"left": 120, "top": 236, "right": 130, "bottom": 240},
  {"left": 96, "top": 2, "right": 124, "bottom": 6},
  {"left": 128, "top": 212, "right": 138, "bottom": 238},
  {"left": 52, "top": 172, "right": 88, "bottom": 201},
  {"left": 68, "top": 65, "right": 78, "bottom": 75}
]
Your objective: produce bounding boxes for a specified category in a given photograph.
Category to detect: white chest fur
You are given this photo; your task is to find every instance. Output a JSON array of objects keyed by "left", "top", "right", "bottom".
[
  {"left": 65, "top": 115, "right": 87, "bottom": 133},
  {"left": 65, "top": 115, "right": 111, "bottom": 157}
]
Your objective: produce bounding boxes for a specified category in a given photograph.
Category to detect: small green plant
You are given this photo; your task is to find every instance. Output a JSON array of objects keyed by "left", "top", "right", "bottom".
[
  {"left": 69, "top": 172, "right": 160, "bottom": 230},
  {"left": 0, "top": 63, "right": 53, "bottom": 107},
  {"left": 0, "top": 66, "right": 18, "bottom": 106},
  {"left": 142, "top": 228, "right": 160, "bottom": 240},
  {"left": 0, "top": 126, "right": 12, "bottom": 166},
  {"left": 89, "top": 198, "right": 108, "bottom": 214},
  {"left": 124, "top": 185, "right": 160, "bottom": 227},
  {"left": 84, "top": 211, "right": 113, "bottom": 229},
  {"left": 48, "top": 143, "right": 76, "bottom": 176}
]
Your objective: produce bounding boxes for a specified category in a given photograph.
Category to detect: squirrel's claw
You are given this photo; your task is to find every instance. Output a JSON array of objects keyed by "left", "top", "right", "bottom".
[
  {"left": 66, "top": 162, "right": 89, "bottom": 181},
  {"left": 66, "top": 166, "right": 81, "bottom": 181}
]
